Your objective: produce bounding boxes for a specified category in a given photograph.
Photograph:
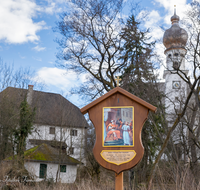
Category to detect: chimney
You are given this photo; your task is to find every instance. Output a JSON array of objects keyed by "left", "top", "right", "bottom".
[{"left": 27, "top": 85, "right": 34, "bottom": 105}]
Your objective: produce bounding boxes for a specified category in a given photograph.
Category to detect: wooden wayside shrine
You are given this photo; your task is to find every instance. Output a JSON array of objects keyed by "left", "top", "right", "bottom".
[{"left": 81, "top": 87, "right": 156, "bottom": 189}]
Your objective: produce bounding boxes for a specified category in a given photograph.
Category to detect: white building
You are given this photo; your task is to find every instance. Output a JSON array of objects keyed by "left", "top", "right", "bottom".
[
  {"left": 1, "top": 86, "right": 89, "bottom": 182},
  {"left": 24, "top": 143, "right": 80, "bottom": 183}
]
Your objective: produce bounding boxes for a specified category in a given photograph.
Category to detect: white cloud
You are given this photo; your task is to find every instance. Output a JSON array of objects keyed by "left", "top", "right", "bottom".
[
  {"left": 154, "top": 0, "right": 187, "bottom": 12},
  {"left": 35, "top": 67, "right": 82, "bottom": 91},
  {"left": 34, "top": 66, "right": 88, "bottom": 106},
  {"left": 0, "top": 0, "right": 47, "bottom": 44},
  {"left": 32, "top": 45, "right": 46, "bottom": 51},
  {"left": 142, "top": 10, "right": 164, "bottom": 41},
  {"left": 0, "top": 0, "right": 71, "bottom": 44},
  {"left": 37, "top": 0, "right": 69, "bottom": 15},
  {"left": 154, "top": 0, "right": 189, "bottom": 25},
  {"left": 144, "top": 10, "right": 161, "bottom": 29}
]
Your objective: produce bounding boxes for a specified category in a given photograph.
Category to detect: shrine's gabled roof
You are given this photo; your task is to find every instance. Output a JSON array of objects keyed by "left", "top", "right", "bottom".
[{"left": 81, "top": 87, "right": 157, "bottom": 114}]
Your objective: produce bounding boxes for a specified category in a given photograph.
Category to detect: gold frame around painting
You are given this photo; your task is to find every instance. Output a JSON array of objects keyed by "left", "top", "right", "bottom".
[{"left": 102, "top": 106, "right": 134, "bottom": 147}]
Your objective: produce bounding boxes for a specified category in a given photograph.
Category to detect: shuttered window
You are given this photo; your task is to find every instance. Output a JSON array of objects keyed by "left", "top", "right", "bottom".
[
  {"left": 39, "top": 164, "right": 47, "bottom": 178},
  {"left": 49, "top": 127, "right": 55, "bottom": 134},
  {"left": 70, "top": 129, "right": 77, "bottom": 136},
  {"left": 60, "top": 165, "right": 66, "bottom": 172}
]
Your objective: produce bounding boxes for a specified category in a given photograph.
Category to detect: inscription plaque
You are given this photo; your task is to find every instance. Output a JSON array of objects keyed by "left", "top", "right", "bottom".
[{"left": 101, "top": 150, "right": 136, "bottom": 165}]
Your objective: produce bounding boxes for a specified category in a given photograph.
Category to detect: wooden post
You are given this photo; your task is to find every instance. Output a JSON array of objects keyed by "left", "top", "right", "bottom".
[{"left": 115, "top": 172, "right": 123, "bottom": 190}]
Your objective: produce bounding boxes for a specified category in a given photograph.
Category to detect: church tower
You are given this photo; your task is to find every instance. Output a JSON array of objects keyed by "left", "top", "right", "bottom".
[{"left": 163, "top": 7, "right": 188, "bottom": 130}]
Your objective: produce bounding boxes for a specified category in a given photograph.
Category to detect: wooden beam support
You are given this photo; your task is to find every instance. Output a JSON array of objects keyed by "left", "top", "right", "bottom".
[{"left": 115, "top": 172, "right": 123, "bottom": 190}]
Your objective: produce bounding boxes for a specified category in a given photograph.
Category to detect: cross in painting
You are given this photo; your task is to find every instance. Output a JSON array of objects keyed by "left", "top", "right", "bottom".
[{"left": 115, "top": 76, "right": 121, "bottom": 87}]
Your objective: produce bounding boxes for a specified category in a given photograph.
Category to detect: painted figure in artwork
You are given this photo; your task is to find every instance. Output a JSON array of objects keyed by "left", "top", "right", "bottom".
[
  {"left": 106, "top": 120, "right": 121, "bottom": 141},
  {"left": 103, "top": 107, "right": 134, "bottom": 146},
  {"left": 122, "top": 122, "right": 131, "bottom": 145},
  {"left": 116, "top": 118, "right": 123, "bottom": 138}
]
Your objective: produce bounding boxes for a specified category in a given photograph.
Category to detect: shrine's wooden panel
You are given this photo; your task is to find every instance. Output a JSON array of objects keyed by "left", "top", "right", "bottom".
[
  {"left": 88, "top": 92, "right": 149, "bottom": 174},
  {"left": 81, "top": 87, "right": 156, "bottom": 174}
]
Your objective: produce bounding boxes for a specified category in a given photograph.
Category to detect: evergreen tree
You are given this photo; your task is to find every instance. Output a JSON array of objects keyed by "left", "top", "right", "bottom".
[
  {"left": 120, "top": 15, "right": 166, "bottom": 185},
  {"left": 13, "top": 98, "right": 36, "bottom": 167},
  {"left": 120, "top": 15, "right": 155, "bottom": 97}
]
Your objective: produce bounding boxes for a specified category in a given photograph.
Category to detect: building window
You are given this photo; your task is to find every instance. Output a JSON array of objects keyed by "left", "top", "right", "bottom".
[
  {"left": 70, "top": 129, "right": 77, "bottom": 136},
  {"left": 49, "top": 127, "right": 55, "bottom": 134},
  {"left": 126, "top": 112, "right": 128, "bottom": 117},
  {"left": 173, "top": 61, "right": 179, "bottom": 70},
  {"left": 60, "top": 165, "right": 66, "bottom": 172},
  {"left": 69, "top": 147, "right": 74, "bottom": 155},
  {"left": 39, "top": 164, "right": 47, "bottom": 178}
]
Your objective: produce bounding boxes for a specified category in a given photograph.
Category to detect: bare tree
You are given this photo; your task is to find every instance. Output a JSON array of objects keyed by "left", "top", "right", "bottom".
[{"left": 56, "top": 0, "right": 134, "bottom": 99}]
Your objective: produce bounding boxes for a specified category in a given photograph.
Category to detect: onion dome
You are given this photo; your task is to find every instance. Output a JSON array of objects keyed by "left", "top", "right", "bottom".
[{"left": 163, "top": 7, "right": 188, "bottom": 52}]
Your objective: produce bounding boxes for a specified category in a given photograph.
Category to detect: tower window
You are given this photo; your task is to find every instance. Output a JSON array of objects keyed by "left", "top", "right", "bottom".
[
  {"left": 168, "top": 54, "right": 171, "bottom": 57},
  {"left": 173, "top": 62, "right": 179, "bottom": 70},
  {"left": 174, "top": 53, "right": 179, "bottom": 56}
]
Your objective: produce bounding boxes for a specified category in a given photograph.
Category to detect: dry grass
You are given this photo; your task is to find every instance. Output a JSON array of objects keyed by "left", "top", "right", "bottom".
[
  {"left": 1, "top": 163, "right": 200, "bottom": 190},
  {"left": 0, "top": 177, "right": 200, "bottom": 190}
]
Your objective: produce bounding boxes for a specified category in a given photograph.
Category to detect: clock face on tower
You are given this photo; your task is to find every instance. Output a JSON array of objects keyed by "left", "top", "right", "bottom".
[{"left": 172, "top": 81, "right": 181, "bottom": 89}]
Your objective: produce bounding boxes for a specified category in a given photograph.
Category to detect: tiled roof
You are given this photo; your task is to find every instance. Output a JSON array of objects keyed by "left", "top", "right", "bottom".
[
  {"left": 29, "top": 139, "right": 68, "bottom": 148},
  {"left": 24, "top": 144, "right": 81, "bottom": 165},
  {"left": 0, "top": 87, "right": 88, "bottom": 128}
]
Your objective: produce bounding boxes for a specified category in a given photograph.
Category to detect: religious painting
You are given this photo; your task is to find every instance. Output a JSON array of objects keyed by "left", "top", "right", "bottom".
[{"left": 103, "top": 106, "right": 134, "bottom": 147}]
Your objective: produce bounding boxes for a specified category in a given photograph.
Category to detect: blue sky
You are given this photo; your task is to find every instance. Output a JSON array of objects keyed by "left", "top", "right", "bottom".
[{"left": 0, "top": 0, "right": 192, "bottom": 107}]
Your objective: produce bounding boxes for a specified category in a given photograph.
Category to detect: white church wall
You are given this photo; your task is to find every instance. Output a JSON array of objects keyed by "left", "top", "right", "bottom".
[
  {"left": 164, "top": 73, "right": 188, "bottom": 117},
  {"left": 165, "top": 49, "right": 187, "bottom": 71}
]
